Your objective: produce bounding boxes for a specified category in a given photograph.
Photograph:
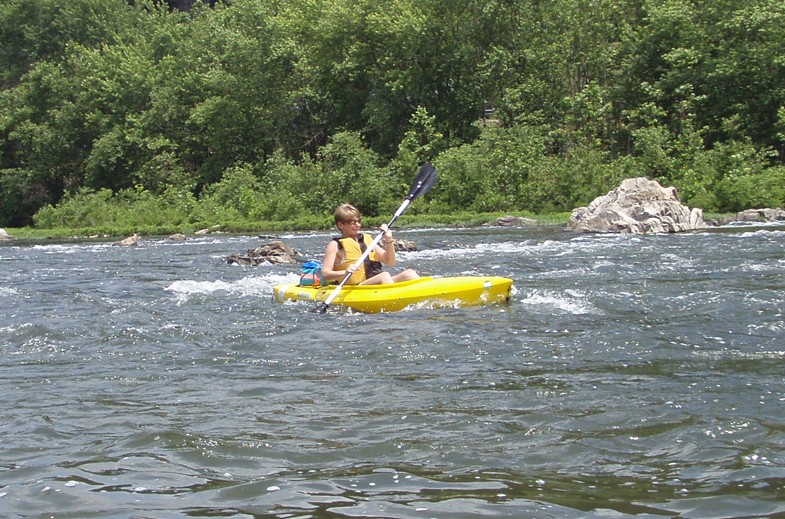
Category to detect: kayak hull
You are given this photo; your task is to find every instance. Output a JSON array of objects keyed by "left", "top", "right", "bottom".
[{"left": 272, "top": 276, "right": 513, "bottom": 313}]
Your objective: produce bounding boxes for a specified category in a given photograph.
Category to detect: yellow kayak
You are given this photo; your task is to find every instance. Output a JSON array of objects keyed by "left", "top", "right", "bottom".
[{"left": 272, "top": 276, "right": 513, "bottom": 313}]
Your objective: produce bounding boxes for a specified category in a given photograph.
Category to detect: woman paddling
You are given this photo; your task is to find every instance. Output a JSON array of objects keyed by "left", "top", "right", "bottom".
[{"left": 322, "top": 203, "right": 419, "bottom": 285}]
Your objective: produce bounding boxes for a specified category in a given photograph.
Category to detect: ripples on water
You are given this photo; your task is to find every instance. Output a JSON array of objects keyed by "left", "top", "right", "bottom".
[{"left": 1, "top": 224, "right": 784, "bottom": 518}]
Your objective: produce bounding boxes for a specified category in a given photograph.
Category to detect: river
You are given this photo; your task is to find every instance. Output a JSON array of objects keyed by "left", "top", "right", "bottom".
[{"left": 1, "top": 222, "right": 783, "bottom": 518}]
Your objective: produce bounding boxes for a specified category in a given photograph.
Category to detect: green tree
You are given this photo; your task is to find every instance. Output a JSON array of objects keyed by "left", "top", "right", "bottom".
[{"left": 0, "top": 0, "right": 135, "bottom": 88}]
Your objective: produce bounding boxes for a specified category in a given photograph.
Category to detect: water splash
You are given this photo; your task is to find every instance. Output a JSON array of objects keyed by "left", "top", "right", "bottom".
[
  {"left": 164, "top": 273, "right": 299, "bottom": 304},
  {"left": 520, "top": 289, "right": 599, "bottom": 315}
]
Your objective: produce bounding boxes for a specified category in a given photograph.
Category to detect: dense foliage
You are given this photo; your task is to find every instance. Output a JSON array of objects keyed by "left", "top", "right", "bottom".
[{"left": 1, "top": 0, "right": 784, "bottom": 229}]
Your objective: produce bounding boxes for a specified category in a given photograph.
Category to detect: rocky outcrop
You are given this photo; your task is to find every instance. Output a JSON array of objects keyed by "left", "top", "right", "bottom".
[
  {"left": 0, "top": 228, "right": 13, "bottom": 241},
  {"left": 567, "top": 177, "right": 708, "bottom": 234},
  {"left": 736, "top": 208, "right": 785, "bottom": 222},
  {"left": 112, "top": 234, "right": 140, "bottom": 246},
  {"left": 227, "top": 240, "right": 298, "bottom": 265}
]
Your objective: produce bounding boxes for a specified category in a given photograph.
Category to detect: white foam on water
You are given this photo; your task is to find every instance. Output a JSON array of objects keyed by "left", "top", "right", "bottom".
[
  {"left": 31, "top": 243, "right": 109, "bottom": 254},
  {"left": 724, "top": 219, "right": 785, "bottom": 228},
  {"left": 0, "top": 322, "right": 34, "bottom": 335},
  {"left": 0, "top": 286, "right": 20, "bottom": 297},
  {"left": 736, "top": 228, "right": 785, "bottom": 238},
  {"left": 164, "top": 273, "right": 299, "bottom": 303},
  {"left": 520, "top": 289, "right": 599, "bottom": 315},
  {"left": 409, "top": 240, "right": 545, "bottom": 260},
  {"left": 278, "top": 231, "right": 332, "bottom": 240}
]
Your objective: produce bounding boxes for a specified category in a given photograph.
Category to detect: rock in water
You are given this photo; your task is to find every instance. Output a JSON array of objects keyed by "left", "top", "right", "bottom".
[
  {"left": 736, "top": 208, "right": 785, "bottom": 222},
  {"left": 485, "top": 216, "right": 537, "bottom": 227},
  {"left": 567, "top": 177, "right": 708, "bottom": 234},
  {"left": 226, "top": 240, "right": 297, "bottom": 265},
  {"left": 391, "top": 238, "right": 417, "bottom": 252},
  {"left": 112, "top": 234, "right": 140, "bottom": 246},
  {"left": 195, "top": 225, "right": 222, "bottom": 235}
]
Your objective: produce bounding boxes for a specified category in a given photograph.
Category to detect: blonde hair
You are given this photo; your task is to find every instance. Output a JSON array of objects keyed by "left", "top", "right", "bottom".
[{"left": 334, "top": 203, "right": 361, "bottom": 225}]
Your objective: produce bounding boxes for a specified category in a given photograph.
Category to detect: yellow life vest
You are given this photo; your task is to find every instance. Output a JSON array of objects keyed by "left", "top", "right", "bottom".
[{"left": 333, "top": 234, "right": 383, "bottom": 284}]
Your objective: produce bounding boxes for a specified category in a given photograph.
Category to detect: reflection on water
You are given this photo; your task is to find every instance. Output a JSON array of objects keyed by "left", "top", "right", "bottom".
[{"left": 1, "top": 224, "right": 784, "bottom": 517}]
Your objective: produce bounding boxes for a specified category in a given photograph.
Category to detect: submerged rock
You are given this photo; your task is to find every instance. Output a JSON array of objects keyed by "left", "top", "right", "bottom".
[
  {"left": 567, "top": 177, "right": 708, "bottom": 234},
  {"left": 227, "top": 240, "right": 297, "bottom": 265}
]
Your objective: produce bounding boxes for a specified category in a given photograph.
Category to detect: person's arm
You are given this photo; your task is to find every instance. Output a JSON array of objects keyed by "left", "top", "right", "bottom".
[
  {"left": 321, "top": 240, "right": 357, "bottom": 281},
  {"left": 375, "top": 224, "right": 397, "bottom": 266}
]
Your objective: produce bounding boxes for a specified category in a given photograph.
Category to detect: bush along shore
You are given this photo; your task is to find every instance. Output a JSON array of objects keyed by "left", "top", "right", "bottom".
[
  {"left": 3, "top": 209, "right": 755, "bottom": 244},
  {"left": 2, "top": 211, "right": 575, "bottom": 242}
]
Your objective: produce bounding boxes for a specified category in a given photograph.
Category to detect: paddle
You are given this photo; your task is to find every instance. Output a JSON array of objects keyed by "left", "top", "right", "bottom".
[{"left": 316, "top": 163, "right": 439, "bottom": 314}]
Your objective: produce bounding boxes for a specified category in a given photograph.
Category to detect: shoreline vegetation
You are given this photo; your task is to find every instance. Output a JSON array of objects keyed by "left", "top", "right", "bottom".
[
  {"left": 3, "top": 212, "right": 570, "bottom": 242},
  {"left": 4, "top": 211, "right": 745, "bottom": 244}
]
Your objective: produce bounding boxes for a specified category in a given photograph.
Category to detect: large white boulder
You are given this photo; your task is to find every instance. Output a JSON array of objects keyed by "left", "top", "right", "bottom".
[{"left": 567, "top": 177, "right": 708, "bottom": 234}]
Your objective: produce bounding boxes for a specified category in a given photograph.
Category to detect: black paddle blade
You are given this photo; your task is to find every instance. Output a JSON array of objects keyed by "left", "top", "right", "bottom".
[
  {"left": 315, "top": 302, "right": 329, "bottom": 314},
  {"left": 407, "top": 163, "right": 439, "bottom": 201}
]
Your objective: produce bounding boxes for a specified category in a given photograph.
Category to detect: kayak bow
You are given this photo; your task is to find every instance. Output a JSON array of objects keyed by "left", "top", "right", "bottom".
[{"left": 273, "top": 276, "right": 513, "bottom": 313}]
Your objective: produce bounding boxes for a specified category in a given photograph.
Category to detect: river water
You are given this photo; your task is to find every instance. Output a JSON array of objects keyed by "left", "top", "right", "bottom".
[{"left": 1, "top": 223, "right": 784, "bottom": 518}]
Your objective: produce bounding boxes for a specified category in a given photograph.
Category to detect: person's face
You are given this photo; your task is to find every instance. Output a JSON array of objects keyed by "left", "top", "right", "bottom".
[{"left": 338, "top": 216, "right": 361, "bottom": 236}]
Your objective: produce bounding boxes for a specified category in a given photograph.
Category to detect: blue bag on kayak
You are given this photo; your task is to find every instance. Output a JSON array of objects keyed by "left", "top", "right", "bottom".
[{"left": 299, "top": 260, "right": 323, "bottom": 287}]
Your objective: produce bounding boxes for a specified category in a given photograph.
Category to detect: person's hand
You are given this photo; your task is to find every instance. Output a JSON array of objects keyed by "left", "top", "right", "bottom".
[
  {"left": 346, "top": 263, "right": 359, "bottom": 275},
  {"left": 380, "top": 223, "right": 393, "bottom": 241}
]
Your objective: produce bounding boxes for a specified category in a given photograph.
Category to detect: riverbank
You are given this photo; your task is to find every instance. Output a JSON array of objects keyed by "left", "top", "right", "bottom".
[{"left": 2, "top": 211, "right": 573, "bottom": 242}]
